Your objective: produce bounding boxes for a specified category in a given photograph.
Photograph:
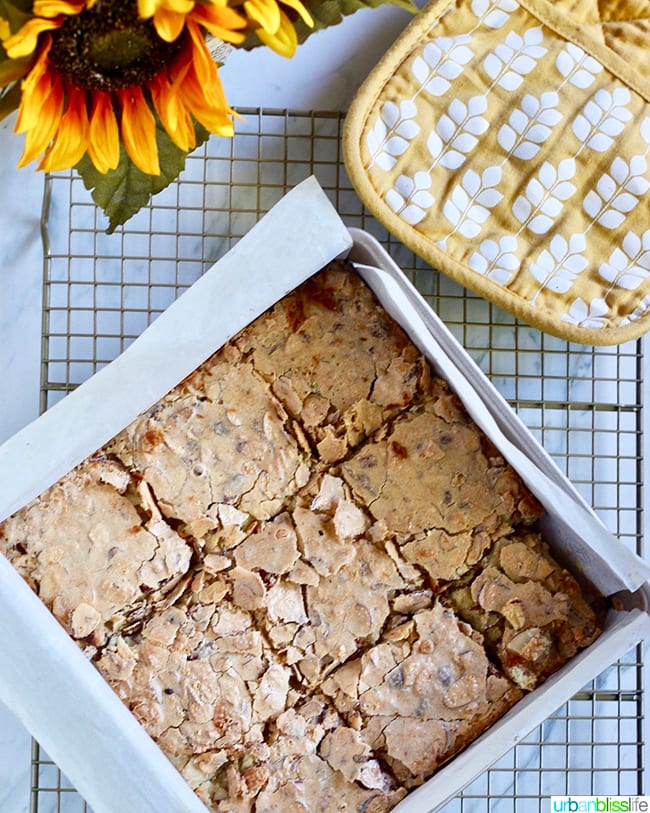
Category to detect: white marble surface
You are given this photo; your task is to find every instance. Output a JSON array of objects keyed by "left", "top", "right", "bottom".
[{"left": 0, "top": 4, "right": 648, "bottom": 811}]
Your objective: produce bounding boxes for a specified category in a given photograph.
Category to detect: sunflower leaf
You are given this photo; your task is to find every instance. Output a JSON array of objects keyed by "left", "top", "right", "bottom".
[
  {"left": 76, "top": 121, "right": 211, "bottom": 233},
  {"left": 0, "top": 52, "right": 32, "bottom": 86},
  {"left": 0, "top": 0, "right": 33, "bottom": 33},
  {"left": 0, "top": 79, "right": 20, "bottom": 121},
  {"left": 243, "top": 0, "right": 419, "bottom": 49}
]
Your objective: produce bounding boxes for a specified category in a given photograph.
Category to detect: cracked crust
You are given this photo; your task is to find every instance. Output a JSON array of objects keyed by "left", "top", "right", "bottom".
[
  {"left": 234, "top": 261, "right": 430, "bottom": 462},
  {"left": 321, "top": 603, "right": 522, "bottom": 788},
  {"left": 109, "top": 344, "right": 311, "bottom": 537},
  {"left": 0, "top": 456, "right": 192, "bottom": 649},
  {"left": 441, "top": 532, "right": 602, "bottom": 690},
  {"left": 341, "top": 377, "right": 544, "bottom": 587},
  {"left": 96, "top": 568, "right": 287, "bottom": 809}
]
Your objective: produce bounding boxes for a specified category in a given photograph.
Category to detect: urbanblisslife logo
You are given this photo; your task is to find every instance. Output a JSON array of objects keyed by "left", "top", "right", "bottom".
[{"left": 551, "top": 798, "right": 650, "bottom": 812}]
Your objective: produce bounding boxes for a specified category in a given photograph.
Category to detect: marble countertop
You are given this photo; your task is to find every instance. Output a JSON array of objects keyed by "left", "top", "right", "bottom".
[{"left": 0, "top": 4, "right": 647, "bottom": 812}]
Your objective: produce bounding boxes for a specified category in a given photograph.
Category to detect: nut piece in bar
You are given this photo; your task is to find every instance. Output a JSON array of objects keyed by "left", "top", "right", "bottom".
[
  {"left": 109, "top": 344, "right": 311, "bottom": 540},
  {"left": 341, "top": 378, "right": 543, "bottom": 587},
  {"left": 441, "top": 533, "right": 602, "bottom": 690},
  {"left": 0, "top": 456, "right": 192, "bottom": 648},
  {"left": 96, "top": 567, "right": 292, "bottom": 811},
  {"left": 256, "top": 695, "right": 406, "bottom": 812},
  {"left": 234, "top": 261, "right": 430, "bottom": 462},
  {"left": 322, "top": 603, "right": 522, "bottom": 789}
]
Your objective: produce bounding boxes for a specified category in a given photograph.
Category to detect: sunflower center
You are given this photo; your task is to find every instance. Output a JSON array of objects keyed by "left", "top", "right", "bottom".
[{"left": 49, "top": 1, "right": 183, "bottom": 91}]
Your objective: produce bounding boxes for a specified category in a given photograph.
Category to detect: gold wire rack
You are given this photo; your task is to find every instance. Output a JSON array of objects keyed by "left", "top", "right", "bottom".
[{"left": 31, "top": 108, "right": 645, "bottom": 812}]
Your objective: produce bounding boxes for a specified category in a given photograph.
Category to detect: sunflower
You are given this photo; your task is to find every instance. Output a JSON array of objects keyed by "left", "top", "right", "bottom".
[{"left": 0, "top": 0, "right": 313, "bottom": 176}]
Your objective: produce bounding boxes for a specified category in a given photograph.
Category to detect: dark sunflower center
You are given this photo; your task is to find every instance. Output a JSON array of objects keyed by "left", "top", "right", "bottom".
[{"left": 49, "top": 1, "right": 183, "bottom": 91}]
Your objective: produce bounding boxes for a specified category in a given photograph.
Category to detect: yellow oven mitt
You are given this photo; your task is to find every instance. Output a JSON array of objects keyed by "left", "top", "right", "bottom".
[{"left": 344, "top": 0, "right": 650, "bottom": 344}]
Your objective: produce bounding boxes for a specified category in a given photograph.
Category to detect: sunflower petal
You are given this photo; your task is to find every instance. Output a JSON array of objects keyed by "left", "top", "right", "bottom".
[
  {"left": 137, "top": 0, "right": 163, "bottom": 19},
  {"left": 4, "top": 16, "right": 61, "bottom": 59},
  {"left": 17, "top": 71, "right": 64, "bottom": 166},
  {"left": 137, "top": 0, "right": 193, "bottom": 19},
  {"left": 15, "top": 42, "right": 53, "bottom": 131},
  {"left": 279, "top": 0, "right": 313, "bottom": 27},
  {"left": 151, "top": 66, "right": 196, "bottom": 152},
  {"left": 118, "top": 87, "right": 160, "bottom": 176},
  {"left": 33, "top": 0, "right": 86, "bottom": 18},
  {"left": 152, "top": 8, "right": 186, "bottom": 41},
  {"left": 244, "top": 0, "right": 281, "bottom": 34},
  {"left": 189, "top": 4, "right": 246, "bottom": 43},
  {"left": 179, "top": 58, "right": 233, "bottom": 137},
  {"left": 87, "top": 91, "right": 119, "bottom": 173},
  {"left": 255, "top": 9, "right": 297, "bottom": 57},
  {"left": 40, "top": 83, "right": 89, "bottom": 171},
  {"left": 0, "top": 18, "right": 10, "bottom": 39}
]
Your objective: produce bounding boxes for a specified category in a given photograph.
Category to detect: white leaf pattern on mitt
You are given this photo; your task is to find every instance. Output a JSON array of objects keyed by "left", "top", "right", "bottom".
[
  {"left": 512, "top": 159, "right": 576, "bottom": 234},
  {"left": 471, "top": 0, "right": 519, "bottom": 29},
  {"left": 385, "top": 172, "right": 435, "bottom": 226},
  {"left": 583, "top": 155, "right": 650, "bottom": 229},
  {"left": 469, "top": 236, "right": 519, "bottom": 285},
  {"left": 572, "top": 88, "right": 632, "bottom": 153},
  {"left": 365, "top": 100, "right": 420, "bottom": 172},
  {"left": 529, "top": 234, "right": 588, "bottom": 302},
  {"left": 483, "top": 27, "right": 547, "bottom": 92},
  {"left": 428, "top": 95, "right": 489, "bottom": 170},
  {"left": 561, "top": 298, "right": 609, "bottom": 329},
  {"left": 412, "top": 35, "right": 474, "bottom": 98},
  {"left": 443, "top": 166, "right": 503, "bottom": 238},
  {"left": 497, "top": 92, "right": 562, "bottom": 160},
  {"left": 620, "top": 295, "right": 650, "bottom": 327},
  {"left": 642, "top": 117, "right": 650, "bottom": 146},
  {"left": 555, "top": 42, "right": 603, "bottom": 89},
  {"left": 598, "top": 230, "right": 650, "bottom": 291}
]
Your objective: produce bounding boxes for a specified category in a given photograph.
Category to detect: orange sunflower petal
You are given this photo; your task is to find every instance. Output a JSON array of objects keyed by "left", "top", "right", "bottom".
[
  {"left": 0, "top": 18, "right": 10, "bottom": 39},
  {"left": 39, "top": 83, "right": 89, "bottom": 171},
  {"left": 255, "top": 9, "right": 297, "bottom": 57},
  {"left": 137, "top": 0, "right": 193, "bottom": 19},
  {"left": 244, "top": 0, "right": 281, "bottom": 34},
  {"left": 178, "top": 50, "right": 233, "bottom": 138},
  {"left": 4, "top": 16, "right": 62, "bottom": 59},
  {"left": 33, "top": 0, "right": 86, "bottom": 18},
  {"left": 87, "top": 91, "right": 120, "bottom": 173},
  {"left": 189, "top": 4, "right": 246, "bottom": 43},
  {"left": 15, "top": 41, "right": 54, "bottom": 132},
  {"left": 118, "top": 87, "right": 160, "bottom": 176},
  {"left": 17, "top": 71, "right": 64, "bottom": 166},
  {"left": 151, "top": 69, "right": 195, "bottom": 152},
  {"left": 152, "top": 7, "right": 186, "bottom": 41}
]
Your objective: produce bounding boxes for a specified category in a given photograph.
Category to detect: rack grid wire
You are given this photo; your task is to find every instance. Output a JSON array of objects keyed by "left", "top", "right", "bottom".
[{"left": 31, "top": 108, "right": 645, "bottom": 813}]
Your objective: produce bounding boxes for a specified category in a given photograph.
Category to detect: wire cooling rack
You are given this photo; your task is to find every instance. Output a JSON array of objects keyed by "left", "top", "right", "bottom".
[{"left": 31, "top": 108, "right": 646, "bottom": 812}]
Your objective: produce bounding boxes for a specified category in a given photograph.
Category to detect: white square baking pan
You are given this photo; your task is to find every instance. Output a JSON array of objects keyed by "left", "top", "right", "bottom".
[{"left": 0, "top": 177, "right": 648, "bottom": 813}]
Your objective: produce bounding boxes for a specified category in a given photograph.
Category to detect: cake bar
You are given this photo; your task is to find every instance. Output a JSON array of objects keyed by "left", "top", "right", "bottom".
[
  {"left": 234, "top": 260, "right": 430, "bottom": 462},
  {"left": 441, "top": 532, "right": 601, "bottom": 689},
  {"left": 0, "top": 455, "right": 192, "bottom": 649},
  {"left": 341, "top": 377, "right": 543, "bottom": 587},
  {"left": 321, "top": 603, "right": 523, "bottom": 788}
]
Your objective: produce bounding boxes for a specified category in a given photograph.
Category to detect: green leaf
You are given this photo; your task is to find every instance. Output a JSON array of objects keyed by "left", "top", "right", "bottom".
[
  {"left": 76, "top": 120, "right": 212, "bottom": 233},
  {"left": 0, "top": 52, "right": 32, "bottom": 86},
  {"left": 243, "top": 0, "right": 419, "bottom": 49},
  {"left": 0, "top": 79, "right": 20, "bottom": 121},
  {"left": 0, "top": 0, "right": 33, "bottom": 33}
]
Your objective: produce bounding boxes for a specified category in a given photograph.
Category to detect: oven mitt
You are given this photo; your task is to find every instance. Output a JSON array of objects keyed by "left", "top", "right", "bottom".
[{"left": 344, "top": 0, "right": 650, "bottom": 345}]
